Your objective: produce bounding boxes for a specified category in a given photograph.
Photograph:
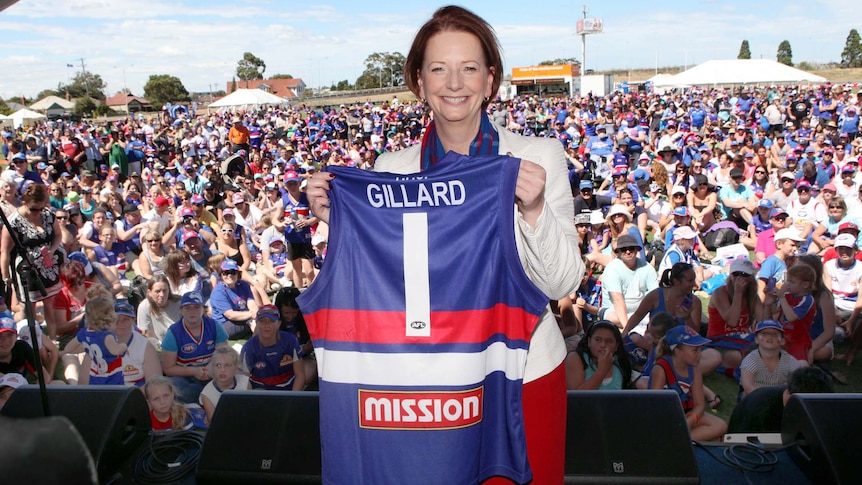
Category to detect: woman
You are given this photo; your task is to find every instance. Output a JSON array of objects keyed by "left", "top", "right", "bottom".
[
  {"left": 812, "top": 197, "right": 855, "bottom": 254},
  {"left": 80, "top": 301, "right": 162, "bottom": 387},
  {"left": 707, "top": 258, "right": 760, "bottom": 369},
  {"left": 711, "top": 150, "right": 732, "bottom": 188},
  {"left": 619, "top": 188, "right": 647, "bottom": 242},
  {"left": 163, "top": 249, "right": 204, "bottom": 298},
  {"left": 257, "top": 182, "right": 284, "bottom": 218},
  {"left": 215, "top": 220, "right": 252, "bottom": 279},
  {"left": 565, "top": 320, "right": 631, "bottom": 390},
  {"left": 0, "top": 178, "right": 18, "bottom": 217},
  {"left": 49, "top": 183, "right": 66, "bottom": 209},
  {"left": 52, "top": 259, "right": 94, "bottom": 346},
  {"left": 305, "top": 6, "right": 581, "bottom": 483},
  {"left": 136, "top": 274, "right": 182, "bottom": 348},
  {"left": 209, "top": 259, "right": 259, "bottom": 339},
  {"left": 747, "top": 164, "right": 775, "bottom": 201},
  {"left": 0, "top": 184, "right": 64, "bottom": 341},
  {"left": 79, "top": 187, "right": 97, "bottom": 220},
  {"left": 624, "top": 262, "right": 703, "bottom": 337},
  {"left": 688, "top": 174, "right": 717, "bottom": 232},
  {"left": 134, "top": 229, "right": 167, "bottom": 279}
]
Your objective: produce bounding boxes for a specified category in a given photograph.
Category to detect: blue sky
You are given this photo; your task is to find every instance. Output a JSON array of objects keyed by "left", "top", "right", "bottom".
[{"left": 0, "top": 0, "right": 857, "bottom": 99}]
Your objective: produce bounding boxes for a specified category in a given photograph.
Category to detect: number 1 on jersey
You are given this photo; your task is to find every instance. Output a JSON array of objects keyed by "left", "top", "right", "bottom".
[{"left": 403, "top": 212, "right": 431, "bottom": 337}]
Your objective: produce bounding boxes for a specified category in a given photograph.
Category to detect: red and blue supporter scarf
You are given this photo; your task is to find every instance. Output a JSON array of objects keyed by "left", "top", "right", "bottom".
[{"left": 420, "top": 114, "right": 499, "bottom": 171}]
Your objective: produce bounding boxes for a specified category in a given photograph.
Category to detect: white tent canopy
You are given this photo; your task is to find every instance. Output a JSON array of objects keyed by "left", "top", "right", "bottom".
[
  {"left": 666, "top": 59, "right": 827, "bottom": 87},
  {"left": 208, "top": 88, "right": 287, "bottom": 109},
  {"left": 9, "top": 108, "right": 46, "bottom": 128}
]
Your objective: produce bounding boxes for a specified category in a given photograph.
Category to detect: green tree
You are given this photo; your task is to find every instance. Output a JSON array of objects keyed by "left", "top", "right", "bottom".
[
  {"left": 94, "top": 104, "right": 113, "bottom": 117},
  {"left": 236, "top": 52, "right": 266, "bottom": 88},
  {"left": 841, "top": 29, "right": 862, "bottom": 68},
  {"left": 539, "top": 57, "right": 579, "bottom": 65},
  {"left": 0, "top": 98, "right": 10, "bottom": 116},
  {"left": 738, "top": 40, "right": 751, "bottom": 59},
  {"left": 35, "top": 89, "right": 58, "bottom": 100},
  {"left": 333, "top": 79, "right": 353, "bottom": 91},
  {"left": 270, "top": 73, "right": 293, "bottom": 79},
  {"left": 777, "top": 40, "right": 793, "bottom": 66},
  {"left": 73, "top": 97, "right": 97, "bottom": 117},
  {"left": 57, "top": 71, "right": 107, "bottom": 100},
  {"left": 143, "top": 74, "right": 191, "bottom": 106},
  {"left": 355, "top": 52, "right": 405, "bottom": 89}
]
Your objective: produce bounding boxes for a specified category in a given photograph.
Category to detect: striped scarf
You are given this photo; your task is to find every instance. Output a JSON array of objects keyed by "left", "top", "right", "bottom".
[{"left": 419, "top": 114, "right": 499, "bottom": 171}]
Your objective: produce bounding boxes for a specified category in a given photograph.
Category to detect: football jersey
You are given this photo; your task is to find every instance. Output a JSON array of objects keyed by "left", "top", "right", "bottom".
[
  {"left": 76, "top": 327, "right": 124, "bottom": 385},
  {"left": 297, "top": 153, "right": 547, "bottom": 484}
]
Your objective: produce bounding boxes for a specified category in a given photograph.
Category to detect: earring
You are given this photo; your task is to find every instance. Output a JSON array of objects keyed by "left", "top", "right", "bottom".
[
  {"left": 421, "top": 98, "right": 426, "bottom": 104},
  {"left": 483, "top": 96, "right": 489, "bottom": 102}
]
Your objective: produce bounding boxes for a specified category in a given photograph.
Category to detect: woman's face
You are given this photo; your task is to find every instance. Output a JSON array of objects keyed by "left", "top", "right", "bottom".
[
  {"left": 115, "top": 314, "right": 134, "bottom": 337},
  {"left": 417, "top": 30, "right": 494, "bottom": 129},
  {"left": 619, "top": 192, "right": 634, "bottom": 206},
  {"left": 149, "top": 281, "right": 169, "bottom": 307},
  {"left": 280, "top": 305, "right": 299, "bottom": 322},
  {"left": 177, "top": 256, "right": 192, "bottom": 275},
  {"left": 220, "top": 225, "right": 234, "bottom": 240},
  {"left": 676, "top": 269, "right": 697, "bottom": 290}
]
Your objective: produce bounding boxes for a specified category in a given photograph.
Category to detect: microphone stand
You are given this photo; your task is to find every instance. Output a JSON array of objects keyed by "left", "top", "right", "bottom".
[{"left": 0, "top": 206, "right": 51, "bottom": 416}]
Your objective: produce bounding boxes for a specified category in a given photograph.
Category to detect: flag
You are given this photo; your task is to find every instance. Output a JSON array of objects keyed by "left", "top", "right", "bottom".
[{"left": 66, "top": 63, "right": 73, "bottom": 68}]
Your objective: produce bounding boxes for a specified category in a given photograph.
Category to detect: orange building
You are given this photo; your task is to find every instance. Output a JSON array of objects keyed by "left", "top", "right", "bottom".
[{"left": 510, "top": 64, "right": 579, "bottom": 97}]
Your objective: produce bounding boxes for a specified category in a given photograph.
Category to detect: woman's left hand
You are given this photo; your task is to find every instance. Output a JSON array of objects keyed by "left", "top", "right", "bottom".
[{"left": 514, "top": 158, "right": 546, "bottom": 227}]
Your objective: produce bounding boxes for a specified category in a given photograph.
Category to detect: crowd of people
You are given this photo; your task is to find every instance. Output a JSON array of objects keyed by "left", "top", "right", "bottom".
[{"left": 0, "top": 8, "right": 859, "bottom": 477}]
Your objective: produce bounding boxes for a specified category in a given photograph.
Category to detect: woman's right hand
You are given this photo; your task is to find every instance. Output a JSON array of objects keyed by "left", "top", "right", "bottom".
[
  {"left": 596, "top": 347, "right": 614, "bottom": 372},
  {"left": 307, "top": 172, "right": 335, "bottom": 224}
]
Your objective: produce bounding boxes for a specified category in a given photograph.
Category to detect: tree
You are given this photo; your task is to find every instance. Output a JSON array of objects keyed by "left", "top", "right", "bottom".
[
  {"left": 73, "top": 97, "right": 97, "bottom": 117},
  {"left": 270, "top": 73, "right": 293, "bottom": 79},
  {"left": 777, "top": 40, "right": 793, "bottom": 66},
  {"left": 333, "top": 79, "right": 353, "bottom": 91},
  {"left": 57, "top": 71, "right": 107, "bottom": 100},
  {"left": 236, "top": 52, "right": 266, "bottom": 87},
  {"left": 539, "top": 57, "right": 579, "bottom": 65},
  {"left": 36, "top": 89, "right": 58, "bottom": 100},
  {"left": 354, "top": 52, "right": 405, "bottom": 89},
  {"left": 0, "top": 98, "right": 10, "bottom": 116},
  {"left": 738, "top": 40, "right": 751, "bottom": 59},
  {"left": 143, "top": 74, "right": 191, "bottom": 106},
  {"left": 841, "top": 29, "right": 862, "bottom": 68},
  {"left": 94, "top": 104, "right": 113, "bottom": 117}
]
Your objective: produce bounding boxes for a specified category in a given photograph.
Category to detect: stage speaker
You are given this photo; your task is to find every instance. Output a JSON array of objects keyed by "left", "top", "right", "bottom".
[
  {"left": 0, "top": 415, "right": 98, "bottom": 484},
  {"left": 196, "top": 390, "right": 322, "bottom": 484},
  {"left": 564, "top": 390, "right": 699, "bottom": 484},
  {"left": 0, "top": 385, "right": 150, "bottom": 481},
  {"left": 782, "top": 393, "right": 862, "bottom": 485}
]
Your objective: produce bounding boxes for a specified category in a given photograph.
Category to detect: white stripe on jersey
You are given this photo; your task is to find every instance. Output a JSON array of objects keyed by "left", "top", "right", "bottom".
[
  {"left": 316, "top": 341, "right": 529, "bottom": 386},
  {"left": 403, "top": 212, "right": 431, "bottom": 337}
]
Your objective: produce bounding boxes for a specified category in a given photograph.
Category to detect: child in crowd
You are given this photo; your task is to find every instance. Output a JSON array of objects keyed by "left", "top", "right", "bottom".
[
  {"left": 91, "top": 225, "right": 120, "bottom": 279},
  {"left": 590, "top": 211, "right": 611, "bottom": 257},
  {"left": 255, "top": 237, "right": 290, "bottom": 293},
  {"left": 206, "top": 253, "right": 227, "bottom": 292},
  {"left": 312, "top": 233, "right": 327, "bottom": 272},
  {"left": 650, "top": 325, "right": 727, "bottom": 441},
  {"left": 199, "top": 347, "right": 250, "bottom": 423},
  {"left": 574, "top": 259, "right": 602, "bottom": 333},
  {"left": 565, "top": 321, "right": 631, "bottom": 390},
  {"left": 73, "top": 296, "right": 126, "bottom": 385},
  {"left": 766, "top": 264, "right": 817, "bottom": 364},
  {"left": 631, "top": 311, "right": 677, "bottom": 389},
  {"left": 145, "top": 376, "right": 193, "bottom": 431},
  {"left": 241, "top": 305, "right": 306, "bottom": 390},
  {"left": 740, "top": 320, "right": 802, "bottom": 397}
]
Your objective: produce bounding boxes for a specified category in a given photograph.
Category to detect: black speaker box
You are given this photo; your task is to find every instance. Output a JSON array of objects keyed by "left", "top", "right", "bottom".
[
  {"left": 782, "top": 393, "right": 862, "bottom": 485},
  {"left": 196, "top": 390, "right": 322, "bottom": 484},
  {"left": 0, "top": 385, "right": 150, "bottom": 481},
  {"left": 0, "top": 415, "right": 98, "bottom": 484},
  {"left": 564, "top": 390, "right": 699, "bottom": 484}
]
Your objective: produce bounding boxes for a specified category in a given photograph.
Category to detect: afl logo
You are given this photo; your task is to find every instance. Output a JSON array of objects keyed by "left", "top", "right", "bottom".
[
  {"left": 409, "top": 321, "right": 427, "bottom": 330},
  {"left": 182, "top": 343, "right": 197, "bottom": 353}
]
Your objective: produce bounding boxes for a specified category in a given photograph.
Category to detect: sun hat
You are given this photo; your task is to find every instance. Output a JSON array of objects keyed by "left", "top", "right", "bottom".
[{"left": 605, "top": 204, "right": 632, "bottom": 222}]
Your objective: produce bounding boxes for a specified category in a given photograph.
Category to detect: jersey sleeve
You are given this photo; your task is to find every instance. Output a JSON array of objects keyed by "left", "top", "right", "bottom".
[
  {"left": 214, "top": 323, "right": 229, "bottom": 344},
  {"left": 161, "top": 328, "right": 179, "bottom": 353}
]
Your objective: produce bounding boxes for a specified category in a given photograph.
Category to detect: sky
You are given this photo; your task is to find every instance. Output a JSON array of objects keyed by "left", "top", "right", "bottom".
[{"left": 0, "top": 0, "right": 858, "bottom": 100}]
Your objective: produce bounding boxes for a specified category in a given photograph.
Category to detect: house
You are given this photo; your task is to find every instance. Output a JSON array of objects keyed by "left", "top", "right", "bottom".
[
  {"left": 105, "top": 93, "right": 153, "bottom": 114},
  {"left": 226, "top": 78, "right": 306, "bottom": 99},
  {"left": 30, "top": 95, "right": 75, "bottom": 118}
]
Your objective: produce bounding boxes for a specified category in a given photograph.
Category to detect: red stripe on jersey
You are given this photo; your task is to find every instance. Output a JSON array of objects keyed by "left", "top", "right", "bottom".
[{"left": 305, "top": 303, "right": 538, "bottom": 345}]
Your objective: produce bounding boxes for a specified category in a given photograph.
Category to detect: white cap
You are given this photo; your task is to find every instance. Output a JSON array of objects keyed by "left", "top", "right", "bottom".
[
  {"left": 672, "top": 185, "right": 687, "bottom": 195},
  {"left": 17, "top": 319, "right": 42, "bottom": 350},
  {"left": 729, "top": 258, "right": 757, "bottom": 275},
  {"left": 0, "top": 373, "right": 26, "bottom": 389},
  {"left": 834, "top": 233, "right": 857, "bottom": 249},
  {"left": 311, "top": 234, "right": 326, "bottom": 246},
  {"left": 673, "top": 226, "right": 697, "bottom": 241},
  {"left": 774, "top": 228, "right": 806, "bottom": 242}
]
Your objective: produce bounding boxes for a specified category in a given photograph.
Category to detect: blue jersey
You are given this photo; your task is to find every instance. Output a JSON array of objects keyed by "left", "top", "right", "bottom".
[
  {"left": 163, "top": 317, "right": 226, "bottom": 367},
  {"left": 650, "top": 356, "right": 695, "bottom": 412},
  {"left": 77, "top": 327, "right": 124, "bottom": 385},
  {"left": 282, "top": 192, "right": 313, "bottom": 243},
  {"left": 241, "top": 331, "right": 303, "bottom": 389},
  {"left": 297, "top": 153, "right": 547, "bottom": 484}
]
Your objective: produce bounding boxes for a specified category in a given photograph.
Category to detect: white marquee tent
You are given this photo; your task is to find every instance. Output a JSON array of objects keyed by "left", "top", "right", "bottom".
[
  {"left": 8, "top": 108, "right": 46, "bottom": 128},
  {"left": 659, "top": 59, "right": 827, "bottom": 87},
  {"left": 208, "top": 89, "right": 287, "bottom": 109}
]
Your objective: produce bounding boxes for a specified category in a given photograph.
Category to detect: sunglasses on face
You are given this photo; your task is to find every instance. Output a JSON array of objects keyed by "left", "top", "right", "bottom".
[
  {"left": 781, "top": 178, "right": 794, "bottom": 183},
  {"left": 615, "top": 247, "right": 638, "bottom": 255},
  {"left": 774, "top": 216, "right": 788, "bottom": 221},
  {"left": 576, "top": 223, "right": 590, "bottom": 228},
  {"left": 673, "top": 193, "right": 685, "bottom": 198},
  {"left": 754, "top": 170, "right": 766, "bottom": 174},
  {"left": 55, "top": 215, "right": 68, "bottom": 220},
  {"left": 221, "top": 270, "right": 239, "bottom": 276},
  {"left": 829, "top": 205, "right": 843, "bottom": 209},
  {"left": 797, "top": 188, "right": 810, "bottom": 193}
]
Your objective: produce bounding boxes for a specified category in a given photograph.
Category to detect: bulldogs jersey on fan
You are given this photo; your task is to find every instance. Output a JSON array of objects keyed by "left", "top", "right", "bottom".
[{"left": 297, "top": 153, "right": 547, "bottom": 484}]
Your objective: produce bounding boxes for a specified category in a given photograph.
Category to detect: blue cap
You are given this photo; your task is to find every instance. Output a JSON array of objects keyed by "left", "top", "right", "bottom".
[
  {"left": 220, "top": 259, "right": 239, "bottom": 271},
  {"left": 754, "top": 320, "right": 784, "bottom": 334},
  {"left": 10, "top": 152, "right": 26, "bottom": 161},
  {"left": 114, "top": 301, "right": 135, "bottom": 318},
  {"left": 0, "top": 316, "right": 15, "bottom": 334},
  {"left": 68, "top": 251, "right": 94, "bottom": 276},
  {"left": 664, "top": 325, "right": 710, "bottom": 349},
  {"left": 770, "top": 207, "right": 788, "bottom": 218},
  {"left": 673, "top": 206, "right": 690, "bottom": 217},
  {"left": 256, "top": 304, "right": 280, "bottom": 321},
  {"left": 579, "top": 180, "right": 594, "bottom": 190},
  {"left": 758, "top": 199, "right": 774, "bottom": 209},
  {"left": 180, "top": 291, "right": 203, "bottom": 307}
]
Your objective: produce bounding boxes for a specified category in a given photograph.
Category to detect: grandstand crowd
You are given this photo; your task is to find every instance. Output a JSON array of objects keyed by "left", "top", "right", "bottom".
[{"left": 0, "top": 82, "right": 859, "bottom": 432}]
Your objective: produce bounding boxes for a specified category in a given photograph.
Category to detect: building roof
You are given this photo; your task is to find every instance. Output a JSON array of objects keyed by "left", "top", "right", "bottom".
[
  {"left": 227, "top": 78, "right": 304, "bottom": 98},
  {"left": 30, "top": 95, "right": 74, "bottom": 110},
  {"left": 105, "top": 93, "right": 151, "bottom": 107}
]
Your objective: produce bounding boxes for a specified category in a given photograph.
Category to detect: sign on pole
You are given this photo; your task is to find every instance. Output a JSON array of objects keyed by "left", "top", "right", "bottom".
[{"left": 576, "top": 18, "right": 603, "bottom": 35}]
